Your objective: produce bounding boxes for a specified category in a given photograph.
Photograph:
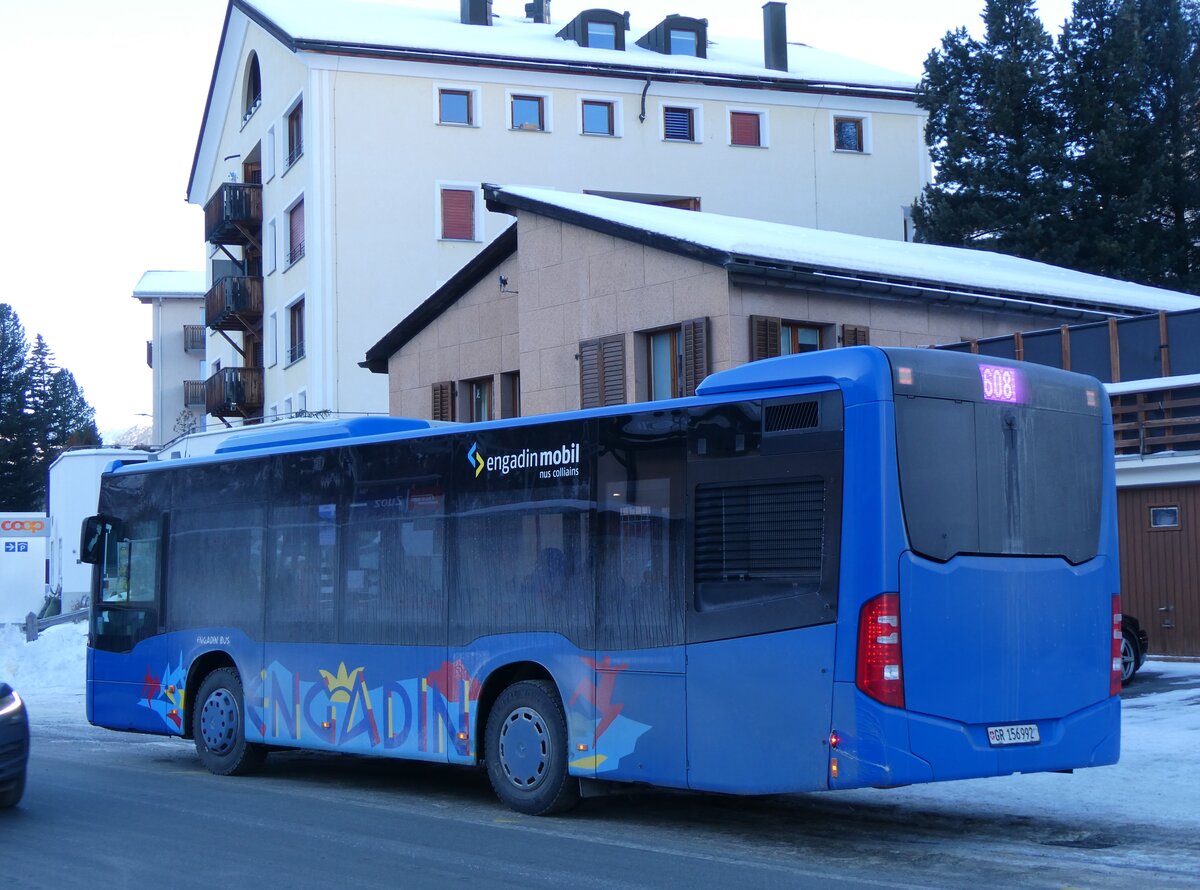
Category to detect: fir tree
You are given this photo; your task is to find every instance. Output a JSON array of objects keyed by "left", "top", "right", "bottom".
[
  {"left": 0, "top": 305, "right": 39, "bottom": 509},
  {"left": 914, "top": 0, "right": 1066, "bottom": 261}
]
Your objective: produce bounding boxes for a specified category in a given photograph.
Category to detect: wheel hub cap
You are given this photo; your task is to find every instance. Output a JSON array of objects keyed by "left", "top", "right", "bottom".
[
  {"left": 498, "top": 706, "right": 549, "bottom": 790},
  {"left": 200, "top": 688, "right": 239, "bottom": 756}
]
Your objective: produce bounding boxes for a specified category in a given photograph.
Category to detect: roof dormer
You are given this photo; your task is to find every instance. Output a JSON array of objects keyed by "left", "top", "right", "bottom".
[
  {"left": 556, "top": 9, "right": 630, "bottom": 51},
  {"left": 635, "top": 14, "right": 708, "bottom": 58}
]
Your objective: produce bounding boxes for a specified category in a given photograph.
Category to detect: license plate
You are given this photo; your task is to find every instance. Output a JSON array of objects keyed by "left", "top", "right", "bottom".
[{"left": 987, "top": 723, "right": 1040, "bottom": 746}]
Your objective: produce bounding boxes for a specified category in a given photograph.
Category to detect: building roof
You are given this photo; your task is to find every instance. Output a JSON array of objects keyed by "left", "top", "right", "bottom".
[
  {"left": 190, "top": 1, "right": 918, "bottom": 201},
  {"left": 132, "top": 270, "right": 207, "bottom": 301},
  {"left": 238, "top": 1, "right": 917, "bottom": 91},
  {"left": 485, "top": 186, "right": 1200, "bottom": 319}
]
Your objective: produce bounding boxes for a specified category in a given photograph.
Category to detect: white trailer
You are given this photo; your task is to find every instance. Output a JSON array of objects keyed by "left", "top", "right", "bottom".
[
  {"left": 47, "top": 448, "right": 148, "bottom": 610},
  {"left": 0, "top": 513, "right": 48, "bottom": 621}
]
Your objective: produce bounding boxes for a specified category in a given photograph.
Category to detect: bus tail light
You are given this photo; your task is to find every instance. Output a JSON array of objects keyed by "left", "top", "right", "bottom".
[
  {"left": 856, "top": 593, "right": 904, "bottom": 708},
  {"left": 1110, "top": 595, "right": 1122, "bottom": 697}
]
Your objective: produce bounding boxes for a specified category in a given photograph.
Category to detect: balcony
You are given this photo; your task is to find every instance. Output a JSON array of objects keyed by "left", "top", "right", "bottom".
[
  {"left": 183, "top": 380, "right": 206, "bottom": 408},
  {"left": 1112, "top": 382, "right": 1200, "bottom": 456},
  {"left": 204, "top": 182, "right": 262, "bottom": 246},
  {"left": 183, "top": 325, "right": 206, "bottom": 352},
  {"left": 205, "top": 367, "right": 264, "bottom": 419},
  {"left": 205, "top": 275, "right": 263, "bottom": 333}
]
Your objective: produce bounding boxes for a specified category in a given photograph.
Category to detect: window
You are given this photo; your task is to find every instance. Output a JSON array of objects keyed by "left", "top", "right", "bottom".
[
  {"left": 283, "top": 396, "right": 292, "bottom": 417},
  {"left": 645, "top": 318, "right": 708, "bottom": 400},
  {"left": 439, "top": 89, "right": 472, "bottom": 125},
  {"left": 582, "top": 100, "right": 615, "bottom": 136},
  {"left": 782, "top": 322, "right": 821, "bottom": 354},
  {"left": 669, "top": 28, "right": 698, "bottom": 56},
  {"left": 511, "top": 94, "right": 545, "bottom": 131},
  {"left": 266, "top": 311, "right": 278, "bottom": 368},
  {"left": 286, "top": 99, "right": 303, "bottom": 168},
  {"left": 243, "top": 53, "right": 261, "bottom": 122},
  {"left": 297, "top": 389, "right": 306, "bottom": 414},
  {"left": 440, "top": 188, "right": 475, "bottom": 240},
  {"left": 587, "top": 20, "right": 617, "bottom": 49},
  {"left": 264, "top": 126, "right": 276, "bottom": 182},
  {"left": 1150, "top": 506, "right": 1180, "bottom": 529},
  {"left": 265, "top": 218, "right": 277, "bottom": 274},
  {"left": 833, "top": 116, "right": 864, "bottom": 152},
  {"left": 287, "top": 199, "right": 305, "bottom": 265},
  {"left": 466, "top": 377, "right": 492, "bottom": 422},
  {"left": 730, "top": 111, "right": 762, "bottom": 147},
  {"left": 663, "top": 106, "right": 695, "bottom": 142},
  {"left": 288, "top": 298, "right": 305, "bottom": 364}
]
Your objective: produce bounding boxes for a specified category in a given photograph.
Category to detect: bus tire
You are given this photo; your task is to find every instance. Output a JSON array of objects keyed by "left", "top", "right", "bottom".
[
  {"left": 484, "top": 679, "right": 580, "bottom": 816},
  {"left": 193, "top": 667, "right": 266, "bottom": 776}
]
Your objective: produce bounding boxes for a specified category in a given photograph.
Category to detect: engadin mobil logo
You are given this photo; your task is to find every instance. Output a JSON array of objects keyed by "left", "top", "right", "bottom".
[{"left": 466, "top": 441, "right": 582, "bottom": 480}]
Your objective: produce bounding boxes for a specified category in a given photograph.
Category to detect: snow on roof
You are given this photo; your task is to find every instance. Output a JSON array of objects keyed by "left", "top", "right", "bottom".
[
  {"left": 242, "top": 0, "right": 918, "bottom": 90},
  {"left": 132, "top": 270, "right": 206, "bottom": 299},
  {"left": 495, "top": 186, "right": 1200, "bottom": 314}
]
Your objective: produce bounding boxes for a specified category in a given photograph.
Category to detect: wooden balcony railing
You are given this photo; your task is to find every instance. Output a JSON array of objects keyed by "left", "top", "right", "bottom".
[
  {"left": 183, "top": 325, "right": 206, "bottom": 352},
  {"left": 183, "top": 380, "right": 206, "bottom": 408},
  {"left": 205, "top": 276, "right": 263, "bottom": 333},
  {"left": 203, "top": 182, "right": 262, "bottom": 246},
  {"left": 1112, "top": 383, "right": 1200, "bottom": 456},
  {"left": 205, "top": 367, "right": 264, "bottom": 419}
]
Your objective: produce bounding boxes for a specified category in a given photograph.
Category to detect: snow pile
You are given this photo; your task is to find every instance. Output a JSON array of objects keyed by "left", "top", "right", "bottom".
[{"left": 0, "top": 621, "right": 88, "bottom": 723}]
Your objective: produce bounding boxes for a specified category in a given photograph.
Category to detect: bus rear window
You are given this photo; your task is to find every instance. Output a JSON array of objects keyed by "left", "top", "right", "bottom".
[{"left": 894, "top": 395, "right": 1102, "bottom": 564}]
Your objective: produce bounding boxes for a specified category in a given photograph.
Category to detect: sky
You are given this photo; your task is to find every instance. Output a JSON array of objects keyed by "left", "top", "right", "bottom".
[
  {"left": 6, "top": 620, "right": 1200, "bottom": 850},
  {"left": 0, "top": 0, "right": 1076, "bottom": 438}
]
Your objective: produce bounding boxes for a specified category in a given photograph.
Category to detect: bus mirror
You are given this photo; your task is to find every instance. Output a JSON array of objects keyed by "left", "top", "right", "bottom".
[{"left": 80, "top": 515, "right": 111, "bottom": 565}]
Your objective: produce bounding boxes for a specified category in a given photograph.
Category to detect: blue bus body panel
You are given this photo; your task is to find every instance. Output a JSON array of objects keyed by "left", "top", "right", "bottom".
[
  {"left": 899, "top": 554, "right": 1113, "bottom": 724},
  {"left": 686, "top": 624, "right": 837, "bottom": 793}
]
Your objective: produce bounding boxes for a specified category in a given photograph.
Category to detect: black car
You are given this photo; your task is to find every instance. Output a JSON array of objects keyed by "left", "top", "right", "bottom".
[
  {"left": 0, "top": 681, "right": 29, "bottom": 808},
  {"left": 1121, "top": 614, "right": 1150, "bottom": 685}
]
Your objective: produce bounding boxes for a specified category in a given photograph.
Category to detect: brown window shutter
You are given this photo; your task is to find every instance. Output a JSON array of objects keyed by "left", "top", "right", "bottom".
[
  {"left": 842, "top": 324, "right": 870, "bottom": 347},
  {"left": 579, "top": 334, "right": 626, "bottom": 408},
  {"left": 750, "top": 315, "right": 781, "bottom": 361},
  {"left": 441, "top": 189, "right": 474, "bottom": 240},
  {"left": 681, "top": 317, "right": 710, "bottom": 397},
  {"left": 730, "top": 112, "right": 760, "bottom": 146},
  {"left": 431, "top": 381, "right": 455, "bottom": 421},
  {"left": 289, "top": 199, "right": 304, "bottom": 251}
]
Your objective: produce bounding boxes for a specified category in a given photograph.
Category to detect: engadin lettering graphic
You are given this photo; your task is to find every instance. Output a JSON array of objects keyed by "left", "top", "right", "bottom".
[{"left": 469, "top": 441, "right": 582, "bottom": 479}]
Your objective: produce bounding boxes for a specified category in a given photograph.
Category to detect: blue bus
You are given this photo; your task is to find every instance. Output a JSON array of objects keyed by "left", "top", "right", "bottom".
[{"left": 82, "top": 347, "right": 1121, "bottom": 814}]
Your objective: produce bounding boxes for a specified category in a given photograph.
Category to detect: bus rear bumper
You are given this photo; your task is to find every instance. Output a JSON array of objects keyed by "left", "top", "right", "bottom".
[{"left": 828, "top": 683, "right": 1120, "bottom": 790}]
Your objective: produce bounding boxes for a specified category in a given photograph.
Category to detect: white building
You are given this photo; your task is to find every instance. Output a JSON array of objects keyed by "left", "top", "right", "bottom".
[
  {"left": 133, "top": 271, "right": 207, "bottom": 447},
  {"left": 187, "top": 0, "right": 930, "bottom": 425}
]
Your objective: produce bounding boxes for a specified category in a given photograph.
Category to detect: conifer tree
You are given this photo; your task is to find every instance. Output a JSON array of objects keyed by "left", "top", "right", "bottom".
[
  {"left": 0, "top": 305, "right": 39, "bottom": 509},
  {"left": 914, "top": 0, "right": 1066, "bottom": 262}
]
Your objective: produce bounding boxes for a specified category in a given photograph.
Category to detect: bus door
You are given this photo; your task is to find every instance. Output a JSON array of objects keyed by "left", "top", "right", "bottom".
[
  {"left": 684, "top": 397, "right": 843, "bottom": 793},
  {"left": 85, "top": 513, "right": 171, "bottom": 732}
]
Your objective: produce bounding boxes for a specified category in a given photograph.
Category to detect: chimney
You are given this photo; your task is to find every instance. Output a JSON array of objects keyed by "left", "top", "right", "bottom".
[
  {"left": 461, "top": 0, "right": 492, "bottom": 26},
  {"left": 763, "top": 2, "right": 787, "bottom": 72},
  {"left": 524, "top": 0, "right": 550, "bottom": 24}
]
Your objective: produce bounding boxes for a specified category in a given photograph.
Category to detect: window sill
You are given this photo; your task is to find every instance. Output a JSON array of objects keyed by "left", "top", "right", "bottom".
[
  {"left": 282, "top": 151, "right": 303, "bottom": 176},
  {"left": 663, "top": 138, "right": 700, "bottom": 144},
  {"left": 239, "top": 100, "right": 261, "bottom": 132},
  {"left": 439, "top": 236, "right": 480, "bottom": 243},
  {"left": 283, "top": 352, "right": 306, "bottom": 370},
  {"left": 730, "top": 142, "right": 766, "bottom": 148},
  {"left": 832, "top": 148, "right": 869, "bottom": 155},
  {"left": 438, "top": 121, "right": 478, "bottom": 128},
  {"left": 582, "top": 131, "right": 619, "bottom": 138}
]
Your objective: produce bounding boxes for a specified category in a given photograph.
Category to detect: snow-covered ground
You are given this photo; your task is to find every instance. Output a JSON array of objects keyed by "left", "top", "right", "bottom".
[{"left": 4, "top": 620, "right": 1199, "bottom": 836}]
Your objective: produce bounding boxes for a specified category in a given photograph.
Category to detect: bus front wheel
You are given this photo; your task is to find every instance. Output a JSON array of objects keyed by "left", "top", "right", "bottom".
[
  {"left": 484, "top": 680, "right": 579, "bottom": 816},
  {"left": 193, "top": 667, "right": 266, "bottom": 776}
]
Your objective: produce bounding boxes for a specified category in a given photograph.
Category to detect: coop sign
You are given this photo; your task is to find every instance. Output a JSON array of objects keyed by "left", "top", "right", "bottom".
[{"left": 0, "top": 518, "right": 48, "bottom": 538}]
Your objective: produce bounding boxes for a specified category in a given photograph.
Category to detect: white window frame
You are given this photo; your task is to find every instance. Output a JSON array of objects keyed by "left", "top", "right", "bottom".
[
  {"left": 435, "top": 181, "right": 482, "bottom": 242},
  {"left": 265, "top": 217, "right": 277, "bottom": 275},
  {"left": 282, "top": 91, "right": 304, "bottom": 175},
  {"left": 830, "top": 111, "right": 872, "bottom": 154},
  {"left": 283, "top": 396, "right": 293, "bottom": 418},
  {"left": 660, "top": 101, "right": 703, "bottom": 144},
  {"left": 268, "top": 403, "right": 278, "bottom": 421},
  {"left": 266, "top": 311, "right": 278, "bottom": 368},
  {"left": 263, "top": 125, "right": 276, "bottom": 182},
  {"left": 283, "top": 192, "right": 304, "bottom": 271},
  {"left": 433, "top": 83, "right": 482, "bottom": 128},
  {"left": 297, "top": 388, "right": 307, "bottom": 415},
  {"left": 506, "top": 89, "right": 553, "bottom": 133},
  {"left": 726, "top": 106, "right": 769, "bottom": 148},
  {"left": 577, "top": 94, "right": 623, "bottom": 138},
  {"left": 284, "top": 293, "right": 305, "bottom": 367}
]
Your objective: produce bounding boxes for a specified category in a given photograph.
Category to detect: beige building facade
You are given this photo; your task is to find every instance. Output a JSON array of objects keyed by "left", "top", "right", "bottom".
[
  {"left": 365, "top": 187, "right": 1200, "bottom": 420},
  {"left": 189, "top": 0, "right": 933, "bottom": 426}
]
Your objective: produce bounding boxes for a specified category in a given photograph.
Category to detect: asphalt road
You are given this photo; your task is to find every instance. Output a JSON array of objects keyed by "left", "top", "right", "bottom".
[{"left": 2, "top": 679, "right": 1197, "bottom": 890}]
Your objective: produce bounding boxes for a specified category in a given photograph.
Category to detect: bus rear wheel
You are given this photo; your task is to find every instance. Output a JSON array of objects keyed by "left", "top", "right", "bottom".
[
  {"left": 484, "top": 680, "right": 579, "bottom": 816},
  {"left": 193, "top": 667, "right": 266, "bottom": 776}
]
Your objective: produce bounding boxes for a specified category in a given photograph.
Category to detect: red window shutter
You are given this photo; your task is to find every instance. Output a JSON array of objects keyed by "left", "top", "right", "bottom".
[
  {"left": 441, "top": 189, "right": 474, "bottom": 240},
  {"left": 731, "top": 112, "right": 760, "bottom": 146}
]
